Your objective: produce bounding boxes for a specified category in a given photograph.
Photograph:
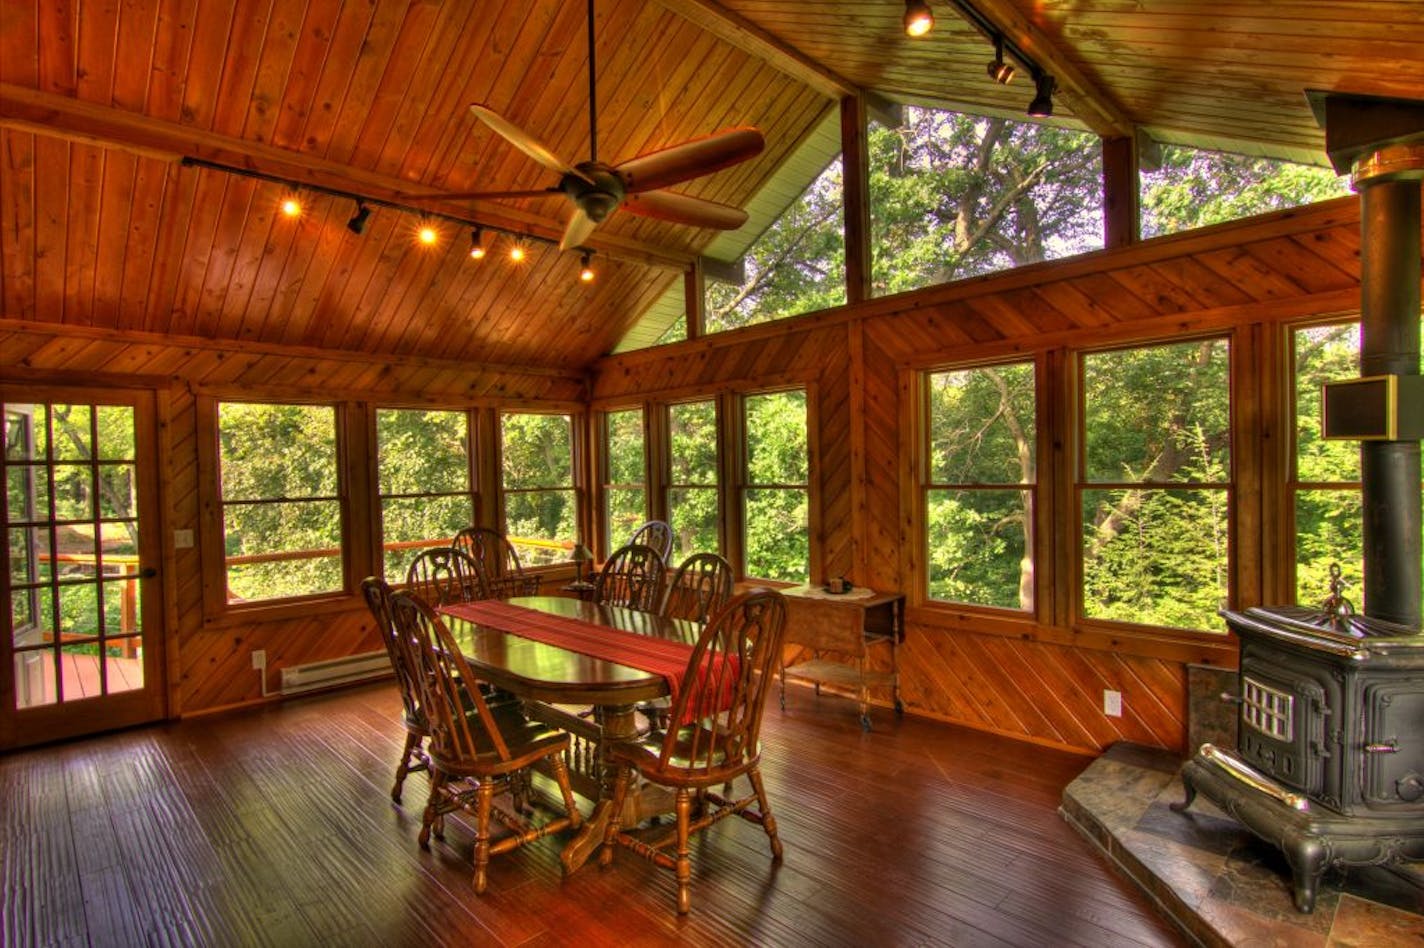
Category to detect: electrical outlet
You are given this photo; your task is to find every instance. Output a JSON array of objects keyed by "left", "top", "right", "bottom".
[
  {"left": 1103, "top": 689, "right": 1123, "bottom": 717},
  {"left": 251, "top": 649, "right": 266, "bottom": 670},
  {"left": 174, "top": 529, "right": 194, "bottom": 549}
]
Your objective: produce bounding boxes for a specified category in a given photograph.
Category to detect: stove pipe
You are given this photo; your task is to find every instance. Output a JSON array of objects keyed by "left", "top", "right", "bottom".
[{"left": 1353, "top": 146, "right": 1423, "bottom": 627}]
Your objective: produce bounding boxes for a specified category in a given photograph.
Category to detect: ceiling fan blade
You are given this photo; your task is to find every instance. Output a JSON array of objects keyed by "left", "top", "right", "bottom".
[
  {"left": 399, "top": 188, "right": 561, "bottom": 203},
  {"left": 622, "top": 190, "right": 749, "bottom": 230},
  {"left": 615, "top": 127, "right": 765, "bottom": 194},
  {"left": 559, "top": 208, "right": 600, "bottom": 252},
  {"left": 469, "top": 104, "right": 594, "bottom": 183}
]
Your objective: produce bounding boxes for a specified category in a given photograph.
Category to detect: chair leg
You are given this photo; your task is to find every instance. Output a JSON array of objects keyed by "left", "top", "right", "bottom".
[
  {"left": 392, "top": 731, "right": 421, "bottom": 803},
  {"left": 674, "top": 787, "right": 692, "bottom": 914},
  {"left": 747, "top": 766, "right": 782, "bottom": 861},
  {"left": 548, "top": 755, "right": 582, "bottom": 829},
  {"left": 599, "top": 764, "right": 633, "bottom": 867},
  {"left": 472, "top": 779, "right": 495, "bottom": 894},
  {"left": 419, "top": 772, "right": 444, "bottom": 849}
]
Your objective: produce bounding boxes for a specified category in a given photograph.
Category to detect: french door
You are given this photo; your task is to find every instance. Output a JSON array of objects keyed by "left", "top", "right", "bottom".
[{"left": 1, "top": 386, "right": 166, "bottom": 749}]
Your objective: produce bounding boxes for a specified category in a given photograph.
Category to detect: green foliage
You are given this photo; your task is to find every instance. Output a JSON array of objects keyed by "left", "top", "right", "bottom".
[
  {"left": 219, "top": 402, "right": 343, "bottom": 601},
  {"left": 667, "top": 401, "right": 719, "bottom": 561},
  {"left": 376, "top": 409, "right": 474, "bottom": 581},
  {"left": 500, "top": 413, "right": 575, "bottom": 559},
  {"left": 1142, "top": 146, "right": 1348, "bottom": 238},
  {"left": 744, "top": 392, "right": 809, "bottom": 581}
]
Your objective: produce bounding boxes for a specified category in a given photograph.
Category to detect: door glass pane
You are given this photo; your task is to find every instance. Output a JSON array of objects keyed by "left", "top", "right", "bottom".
[
  {"left": 95, "top": 405, "right": 136, "bottom": 460},
  {"left": 105, "top": 637, "right": 144, "bottom": 694},
  {"left": 49, "top": 405, "right": 92, "bottom": 461},
  {"left": 14, "top": 651, "right": 55, "bottom": 708}
]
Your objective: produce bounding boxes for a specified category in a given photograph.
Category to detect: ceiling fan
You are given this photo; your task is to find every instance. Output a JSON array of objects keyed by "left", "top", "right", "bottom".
[{"left": 413, "top": 0, "right": 765, "bottom": 252}]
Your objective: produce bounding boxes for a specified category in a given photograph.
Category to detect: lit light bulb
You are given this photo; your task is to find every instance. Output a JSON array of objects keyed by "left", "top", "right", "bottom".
[
  {"left": 281, "top": 196, "right": 302, "bottom": 218},
  {"left": 903, "top": 1, "right": 933, "bottom": 37},
  {"left": 509, "top": 242, "right": 526, "bottom": 262},
  {"left": 417, "top": 222, "right": 439, "bottom": 246},
  {"left": 469, "top": 229, "right": 486, "bottom": 259},
  {"left": 579, "top": 253, "right": 595, "bottom": 282}
]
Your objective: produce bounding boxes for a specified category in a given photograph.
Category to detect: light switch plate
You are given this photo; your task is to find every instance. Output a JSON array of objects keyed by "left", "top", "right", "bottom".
[
  {"left": 1103, "top": 689, "right": 1123, "bottom": 717},
  {"left": 174, "top": 529, "right": 194, "bottom": 549}
]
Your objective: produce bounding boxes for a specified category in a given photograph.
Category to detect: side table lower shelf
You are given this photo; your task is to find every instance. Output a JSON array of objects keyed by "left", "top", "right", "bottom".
[{"left": 777, "top": 586, "right": 905, "bottom": 730}]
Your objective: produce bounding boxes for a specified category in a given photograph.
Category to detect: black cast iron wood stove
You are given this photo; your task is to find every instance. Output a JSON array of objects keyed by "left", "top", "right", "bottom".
[{"left": 1174, "top": 607, "right": 1424, "bottom": 911}]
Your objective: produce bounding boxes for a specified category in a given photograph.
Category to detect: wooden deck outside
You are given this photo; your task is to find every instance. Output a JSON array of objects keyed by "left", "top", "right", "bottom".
[
  {"left": 14, "top": 650, "right": 143, "bottom": 708},
  {"left": 0, "top": 682, "right": 1184, "bottom": 947}
]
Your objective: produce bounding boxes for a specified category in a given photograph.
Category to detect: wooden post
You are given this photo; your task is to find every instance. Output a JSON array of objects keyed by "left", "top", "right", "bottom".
[
  {"left": 840, "top": 94, "right": 872, "bottom": 304},
  {"left": 683, "top": 260, "right": 705, "bottom": 341},
  {"left": 1102, "top": 135, "right": 1140, "bottom": 249}
]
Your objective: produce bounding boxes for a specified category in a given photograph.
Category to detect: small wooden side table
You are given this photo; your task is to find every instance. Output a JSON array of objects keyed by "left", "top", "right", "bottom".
[{"left": 777, "top": 585, "right": 905, "bottom": 730}]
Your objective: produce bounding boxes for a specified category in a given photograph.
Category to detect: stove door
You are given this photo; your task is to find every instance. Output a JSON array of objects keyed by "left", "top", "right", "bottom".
[
  {"left": 1238, "top": 651, "right": 1335, "bottom": 799},
  {"left": 1362, "top": 680, "right": 1424, "bottom": 811}
]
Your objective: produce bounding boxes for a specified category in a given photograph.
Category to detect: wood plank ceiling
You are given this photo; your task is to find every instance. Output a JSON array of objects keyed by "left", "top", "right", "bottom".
[{"left": 3, "top": 1, "right": 1421, "bottom": 370}]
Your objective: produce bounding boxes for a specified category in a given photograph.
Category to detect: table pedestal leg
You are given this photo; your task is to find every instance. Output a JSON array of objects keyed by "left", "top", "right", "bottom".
[{"left": 560, "top": 703, "right": 638, "bottom": 874}]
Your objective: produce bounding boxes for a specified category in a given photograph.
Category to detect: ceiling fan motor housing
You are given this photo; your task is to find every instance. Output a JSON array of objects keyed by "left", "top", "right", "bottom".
[{"left": 564, "top": 164, "right": 627, "bottom": 222}]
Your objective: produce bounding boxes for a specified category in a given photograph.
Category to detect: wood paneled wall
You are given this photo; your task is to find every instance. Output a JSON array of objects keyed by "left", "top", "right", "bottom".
[
  {"left": 0, "top": 322, "right": 585, "bottom": 716},
  {"left": 594, "top": 194, "right": 1382, "bottom": 755}
]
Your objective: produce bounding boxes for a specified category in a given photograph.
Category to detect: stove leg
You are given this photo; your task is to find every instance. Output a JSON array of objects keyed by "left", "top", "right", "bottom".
[
  {"left": 1170, "top": 772, "right": 1198, "bottom": 813},
  {"left": 1284, "top": 835, "right": 1327, "bottom": 913}
]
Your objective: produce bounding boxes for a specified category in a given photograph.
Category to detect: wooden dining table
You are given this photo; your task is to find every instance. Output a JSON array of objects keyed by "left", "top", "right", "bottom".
[{"left": 437, "top": 594, "right": 700, "bottom": 873}]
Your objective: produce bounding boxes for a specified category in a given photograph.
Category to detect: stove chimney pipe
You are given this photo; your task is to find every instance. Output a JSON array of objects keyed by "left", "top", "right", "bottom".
[{"left": 1311, "top": 91, "right": 1424, "bottom": 628}]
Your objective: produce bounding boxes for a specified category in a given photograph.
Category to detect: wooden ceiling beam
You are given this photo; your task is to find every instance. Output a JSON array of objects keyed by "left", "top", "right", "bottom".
[
  {"left": 0, "top": 83, "right": 692, "bottom": 272},
  {"left": 654, "top": 0, "right": 856, "bottom": 100},
  {"left": 948, "top": 0, "right": 1135, "bottom": 139}
]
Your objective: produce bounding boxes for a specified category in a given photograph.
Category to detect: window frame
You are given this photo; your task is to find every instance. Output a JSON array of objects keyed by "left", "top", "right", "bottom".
[
  {"left": 918, "top": 356, "right": 1042, "bottom": 617},
  {"left": 1072, "top": 333, "right": 1236, "bottom": 637},
  {"left": 197, "top": 394, "right": 358, "bottom": 624},
  {"left": 739, "top": 386, "right": 811, "bottom": 584},
  {"left": 371, "top": 405, "right": 483, "bottom": 585}
]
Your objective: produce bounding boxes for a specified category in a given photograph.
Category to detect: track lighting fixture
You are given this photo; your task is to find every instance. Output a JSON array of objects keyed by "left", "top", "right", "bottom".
[
  {"left": 1027, "top": 71, "right": 1056, "bottom": 117},
  {"left": 579, "top": 251, "right": 595, "bottom": 282},
  {"left": 903, "top": 1, "right": 934, "bottom": 37},
  {"left": 986, "top": 35, "right": 1015, "bottom": 84},
  {"left": 346, "top": 201, "right": 370, "bottom": 234},
  {"left": 469, "top": 228, "right": 486, "bottom": 259}
]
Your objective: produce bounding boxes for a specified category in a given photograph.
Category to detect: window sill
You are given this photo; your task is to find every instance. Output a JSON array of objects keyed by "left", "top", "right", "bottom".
[{"left": 203, "top": 592, "right": 362, "bottom": 628}]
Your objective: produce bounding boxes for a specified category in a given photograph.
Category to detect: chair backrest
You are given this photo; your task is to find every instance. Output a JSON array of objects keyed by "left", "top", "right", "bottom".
[
  {"left": 361, "top": 576, "right": 423, "bottom": 725},
  {"left": 628, "top": 520, "right": 674, "bottom": 561},
  {"left": 661, "top": 552, "right": 735, "bottom": 627},
  {"left": 406, "top": 547, "right": 487, "bottom": 606},
  {"left": 594, "top": 543, "right": 667, "bottom": 612},
  {"left": 388, "top": 589, "right": 514, "bottom": 764},
  {"left": 656, "top": 588, "right": 787, "bottom": 776},
  {"left": 452, "top": 526, "right": 526, "bottom": 582}
]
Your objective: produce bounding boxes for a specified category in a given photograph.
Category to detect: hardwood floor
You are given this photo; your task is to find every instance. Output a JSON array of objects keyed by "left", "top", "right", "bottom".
[{"left": 1, "top": 683, "right": 1186, "bottom": 947}]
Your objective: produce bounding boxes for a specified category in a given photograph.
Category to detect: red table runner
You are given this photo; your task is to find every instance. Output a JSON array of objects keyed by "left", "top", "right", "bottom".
[{"left": 438, "top": 599, "right": 734, "bottom": 722}]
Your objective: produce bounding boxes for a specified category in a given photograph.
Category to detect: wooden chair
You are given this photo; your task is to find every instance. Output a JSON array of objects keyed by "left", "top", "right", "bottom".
[
  {"left": 389, "top": 590, "right": 581, "bottom": 894},
  {"left": 660, "top": 552, "right": 735, "bottom": 626},
  {"left": 452, "top": 526, "right": 542, "bottom": 598},
  {"left": 361, "top": 576, "right": 429, "bottom": 803},
  {"left": 628, "top": 519, "right": 674, "bottom": 562},
  {"left": 406, "top": 546, "right": 487, "bottom": 605},
  {"left": 599, "top": 588, "right": 787, "bottom": 914},
  {"left": 593, "top": 543, "right": 667, "bottom": 612}
]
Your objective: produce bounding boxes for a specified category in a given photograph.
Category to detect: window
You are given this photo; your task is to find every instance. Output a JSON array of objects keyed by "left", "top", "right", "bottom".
[
  {"left": 1079, "top": 339, "right": 1231, "bottom": 632},
  {"left": 217, "top": 402, "right": 343, "bottom": 603},
  {"left": 666, "top": 400, "right": 719, "bottom": 561},
  {"left": 743, "top": 390, "right": 809, "bottom": 582},
  {"left": 375, "top": 409, "right": 476, "bottom": 583},
  {"left": 1291, "top": 322, "right": 1363, "bottom": 606},
  {"left": 602, "top": 408, "right": 646, "bottom": 554},
  {"left": 1141, "top": 145, "right": 1349, "bottom": 239},
  {"left": 923, "top": 361, "right": 1037, "bottom": 610},
  {"left": 870, "top": 106, "right": 1103, "bottom": 297},
  {"left": 705, "top": 157, "right": 846, "bottom": 333},
  {"left": 499, "top": 412, "right": 575, "bottom": 566}
]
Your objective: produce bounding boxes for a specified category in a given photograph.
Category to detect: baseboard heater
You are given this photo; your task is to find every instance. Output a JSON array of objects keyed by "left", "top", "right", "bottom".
[{"left": 279, "top": 651, "right": 391, "bottom": 695}]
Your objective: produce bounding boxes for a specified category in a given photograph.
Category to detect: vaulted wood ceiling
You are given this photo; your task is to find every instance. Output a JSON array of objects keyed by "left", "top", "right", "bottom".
[{"left": 2, "top": 1, "right": 1418, "bottom": 371}]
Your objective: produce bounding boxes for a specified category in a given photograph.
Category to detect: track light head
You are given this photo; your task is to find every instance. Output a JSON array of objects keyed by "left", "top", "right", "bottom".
[
  {"left": 1027, "top": 72, "right": 1056, "bottom": 117},
  {"left": 986, "top": 35, "right": 1015, "bottom": 84},
  {"left": 469, "top": 228, "right": 486, "bottom": 259},
  {"left": 579, "top": 251, "right": 595, "bottom": 283},
  {"left": 346, "top": 201, "right": 370, "bottom": 234},
  {"left": 903, "top": 0, "right": 933, "bottom": 37}
]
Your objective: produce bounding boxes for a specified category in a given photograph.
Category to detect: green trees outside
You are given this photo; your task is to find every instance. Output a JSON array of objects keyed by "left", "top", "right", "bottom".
[
  {"left": 667, "top": 401, "right": 720, "bottom": 562},
  {"left": 500, "top": 413, "right": 577, "bottom": 565},
  {"left": 744, "top": 391, "right": 809, "bottom": 582},
  {"left": 376, "top": 409, "right": 474, "bottom": 582}
]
